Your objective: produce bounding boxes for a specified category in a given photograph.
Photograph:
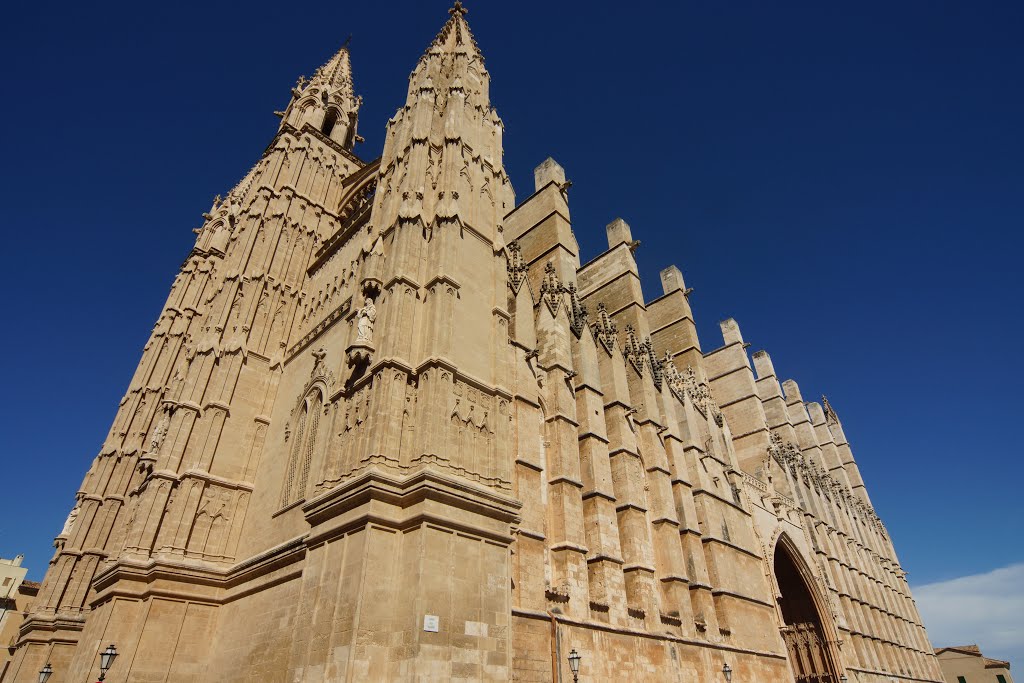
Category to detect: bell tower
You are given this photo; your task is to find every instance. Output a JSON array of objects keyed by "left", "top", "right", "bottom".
[
  {"left": 4, "top": 35, "right": 368, "bottom": 683},
  {"left": 271, "top": 3, "right": 522, "bottom": 678},
  {"left": 279, "top": 39, "right": 362, "bottom": 149}
]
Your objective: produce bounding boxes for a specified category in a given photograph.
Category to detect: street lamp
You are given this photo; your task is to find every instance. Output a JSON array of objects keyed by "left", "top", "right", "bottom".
[
  {"left": 38, "top": 663, "right": 53, "bottom": 683},
  {"left": 722, "top": 662, "right": 733, "bottom": 682},
  {"left": 98, "top": 644, "right": 118, "bottom": 681},
  {"left": 567, "top": 648, "right": 582, "bottom": 683}
]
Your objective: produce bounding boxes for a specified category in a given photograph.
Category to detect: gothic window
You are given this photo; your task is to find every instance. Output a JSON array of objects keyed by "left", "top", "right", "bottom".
[
  {"left": 322, "top": 109, "right": 338, "bottom": 137},
  {"left": 281, "top": 388, "right": 323, "bottom": 507}
]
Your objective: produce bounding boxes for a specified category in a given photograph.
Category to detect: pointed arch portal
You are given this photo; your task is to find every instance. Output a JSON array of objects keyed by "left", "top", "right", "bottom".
[{"left": 774, "top": 537, "right": 842, "bottom": 683}]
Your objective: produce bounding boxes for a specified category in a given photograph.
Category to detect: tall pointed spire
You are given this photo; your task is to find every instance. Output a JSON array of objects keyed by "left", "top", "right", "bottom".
[
  {"left": 372, "top": 1, "right": 512, "bottom": 240},
  {"left": 279, "top": 39, "right": 362, "bottom": 149},
  {"left": 309, "top": 39, "right": 357, "bottom": 105},
  {"left": 424, "top": 1, "right": 482, "bottom": 61},
  {"left": 408, "top": 1, "right": 487, "bottom": 100}
]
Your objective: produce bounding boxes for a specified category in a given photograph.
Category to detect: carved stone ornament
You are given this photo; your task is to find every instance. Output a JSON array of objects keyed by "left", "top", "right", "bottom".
[
  {"left": 355, "top": 298, "right": 376, "bottom": 343},
  {"left": 60, "top": 502, "right": 81, "bottom": 537},
  {"left": 622, "top": 325, "right": 643, "bottom": 374},
  {"left": 506, "top": 241, "right": 528, "bottom": 294},
  {"left": 822, "top": 394, "right": 839, "bottom": 425},
  {"left": 398, "top": 188, "right": 425, "bottom": 224},
  {"left": 149, "top": 406, "right": 171, "bottom": 453},
  {"left": 591, "top": 303, "right": 618, "bottom": 354},
  {"left": 539, "top": 262, "right": 564, "bottom": 315},
  {"left": 643, "top": 337, "right": 661, "bottom": 389},
  {"left": 312, "top": 347, "right": 329, "bottom": 377},
  {"left": 676, "top": 365, "right": 725, "bottom": 426},
  {"left": 662, "top": 354, "right": 687, "bottom": 403},
  {"left": 566, "top": 283, "right": 588, "bottom": 338},
  {"left": 346, "top": 298, "right": 375, "bottom": 366}
]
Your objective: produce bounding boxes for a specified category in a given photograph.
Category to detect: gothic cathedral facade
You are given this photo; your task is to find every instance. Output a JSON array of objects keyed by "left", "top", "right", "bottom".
[{"left": 6, "top": 5, "right": 943, "bottom": 682}]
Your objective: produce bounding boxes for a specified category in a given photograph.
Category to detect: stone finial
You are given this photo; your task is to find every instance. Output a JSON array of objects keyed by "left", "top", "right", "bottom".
[
  {"left": 426, "top": 1, "right": 481, "bottom": 58},
  {"left": 592, "top": 303, "right": 618, "bottom": 353},
  {"left": 660, "top": 265, "right": 687, "bottom": 295},
  {"left": 720, "top": 318, "right": 743, "bottom": 346},
  {"left": 566, "top": 284, "right": 588, "bottom": 338},
  {"left": 540, "top": 262, "right": 565, "bottom": 315},
  {"left": 534, "top": 157, "right": 566, "bottom": 192},
  {"left": 751, "top": 350, "right": 776, "bottom": 379},
  {"left": 606, "top": 218, "right": 633, "bottom": 249},
  {"left": 822, "top": 395, "right": 839, "bottom": 424},
  {"left": 781, "top": 379, "right": 802, "bottom": 402},
  {"left": 506, "top": 241, "right": 528, "bottom": 293}
]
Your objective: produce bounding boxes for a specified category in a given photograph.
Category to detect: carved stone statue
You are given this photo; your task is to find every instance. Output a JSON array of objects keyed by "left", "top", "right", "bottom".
[
  {"left": 150, "top": 409, "right": 170, "bottom": 452},
  {"left": 355, "top": 298, "right": 376, "bottom": 343},
  {"left": 61, "top": 502, "right": 81, "bottom": 537}
]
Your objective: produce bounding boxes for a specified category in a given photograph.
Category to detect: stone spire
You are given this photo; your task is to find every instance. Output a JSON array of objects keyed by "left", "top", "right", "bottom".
[
  {"left": 310, "top": 38, "right": 356, "bottom": 99},
  {"left": 374, "top": 1, "right": 511, "bottom": 242},
  {"left": 423, "top": 1, "right": 483, "bottom": 64},
  {"left": 279, "top": 39, "right": 362, "bottom": 149}
]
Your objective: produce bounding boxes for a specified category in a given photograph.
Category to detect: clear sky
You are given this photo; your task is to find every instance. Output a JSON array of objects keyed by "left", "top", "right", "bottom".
[{"left": 1, "top": 0, "right": 1021, "bottom": 665}]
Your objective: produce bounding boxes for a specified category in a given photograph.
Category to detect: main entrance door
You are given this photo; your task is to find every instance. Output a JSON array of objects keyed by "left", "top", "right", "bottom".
[{"left": 774, "top": 540, "right": 841, "bottom": 683}]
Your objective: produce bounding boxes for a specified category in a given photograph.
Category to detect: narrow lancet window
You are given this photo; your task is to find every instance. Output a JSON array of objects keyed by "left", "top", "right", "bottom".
[
  {"left": 322, "top": 109, "right": 338, "bottom": 137},
  {"left": 281, "top": 388, "right": 322, "bottom": 507}
]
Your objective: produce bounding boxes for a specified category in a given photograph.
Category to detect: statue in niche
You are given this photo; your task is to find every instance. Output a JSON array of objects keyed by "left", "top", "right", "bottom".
[
  {"left": 150, "top": 408, "right": 170, "bottom": 452},
  {"left": 61, "top": 502, "right": 81, "bottom": 537},
  {"left": 355, "top": 298, "right": 376, "bottom": 343}
]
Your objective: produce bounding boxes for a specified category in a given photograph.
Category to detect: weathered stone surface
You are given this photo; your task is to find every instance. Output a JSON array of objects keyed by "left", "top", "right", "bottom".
[{"left": 5, "top": 4, "right": 942, "bottom": 682}]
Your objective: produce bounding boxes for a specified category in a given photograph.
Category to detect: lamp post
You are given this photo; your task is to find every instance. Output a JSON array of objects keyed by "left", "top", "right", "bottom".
[
  {"left": 37, "top": 663, "right": 52, "bottom": 683},
  {"left": 567, "top": 648, "right": 582, "bottom": 683},
  {"left": 722, "top": 662, "right": 733, "bottom": 682},
  {"left": 97, "top": 644, "right": 118, "bottom": 681}
]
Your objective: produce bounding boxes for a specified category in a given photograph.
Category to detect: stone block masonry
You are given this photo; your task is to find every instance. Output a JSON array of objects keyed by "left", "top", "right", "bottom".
[{"left": 4, "top": 3, "right": 942, "bottom": 682}]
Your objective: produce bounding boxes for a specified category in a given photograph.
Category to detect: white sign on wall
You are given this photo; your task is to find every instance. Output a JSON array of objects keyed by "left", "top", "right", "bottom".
[{"left": 423, "top": 614, "right": 440, "bottom": 632}]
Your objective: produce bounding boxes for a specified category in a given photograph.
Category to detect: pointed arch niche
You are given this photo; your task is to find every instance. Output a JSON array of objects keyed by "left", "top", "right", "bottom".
[
  {"left": 281, "top": 385, "right": 325, "bottom": 508},
  {"left": 774, "top": 534, "right": 844, "bottom": 683}
]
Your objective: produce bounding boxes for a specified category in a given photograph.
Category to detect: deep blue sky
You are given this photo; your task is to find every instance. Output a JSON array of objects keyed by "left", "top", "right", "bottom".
[{"left": 1, "top": 0, "right": 1021, "bottom": 601}]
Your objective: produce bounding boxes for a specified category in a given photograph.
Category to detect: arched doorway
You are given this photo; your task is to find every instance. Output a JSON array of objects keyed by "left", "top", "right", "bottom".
[{"left": 774, "top": 537, "right": 842, "bottom": 683}]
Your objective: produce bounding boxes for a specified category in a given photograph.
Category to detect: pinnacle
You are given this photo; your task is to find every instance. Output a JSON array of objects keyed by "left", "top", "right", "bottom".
[
  {"left": 310, "top": 40, "right": 356, "bottom": 100},
  {"left": 425, "top": 1, "right": 482, "bottom": 60}
]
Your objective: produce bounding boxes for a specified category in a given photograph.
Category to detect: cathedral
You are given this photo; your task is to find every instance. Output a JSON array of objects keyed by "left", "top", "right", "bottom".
[{"left": 5, "top": 4, "right": 944, "bottom": 682}]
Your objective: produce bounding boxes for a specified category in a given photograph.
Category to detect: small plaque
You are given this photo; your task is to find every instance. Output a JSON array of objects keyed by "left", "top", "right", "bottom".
[{"left": 423, "top": 614, "right": 440, "bottom": 632}]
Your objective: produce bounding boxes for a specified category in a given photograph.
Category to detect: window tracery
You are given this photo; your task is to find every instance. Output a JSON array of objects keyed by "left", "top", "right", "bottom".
[{"left": 281, "top": 387, "right": 323, "bottom": 507}]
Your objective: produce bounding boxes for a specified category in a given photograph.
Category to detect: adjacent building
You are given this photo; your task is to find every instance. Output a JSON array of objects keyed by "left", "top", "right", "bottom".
[
  {"left": 0, "top": 557, "right": 38, "bottom": 681},
  {"left": 935, "top": 645, "right": 1013, "bottom": 683},
  {"left": 4, "top": 4, "right": 945, "bottom": 681}
]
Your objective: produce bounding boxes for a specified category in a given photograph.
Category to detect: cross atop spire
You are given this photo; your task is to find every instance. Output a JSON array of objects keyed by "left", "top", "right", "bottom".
[{"left": 426, "top": 1, "right": 482, "bottom": 59}]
